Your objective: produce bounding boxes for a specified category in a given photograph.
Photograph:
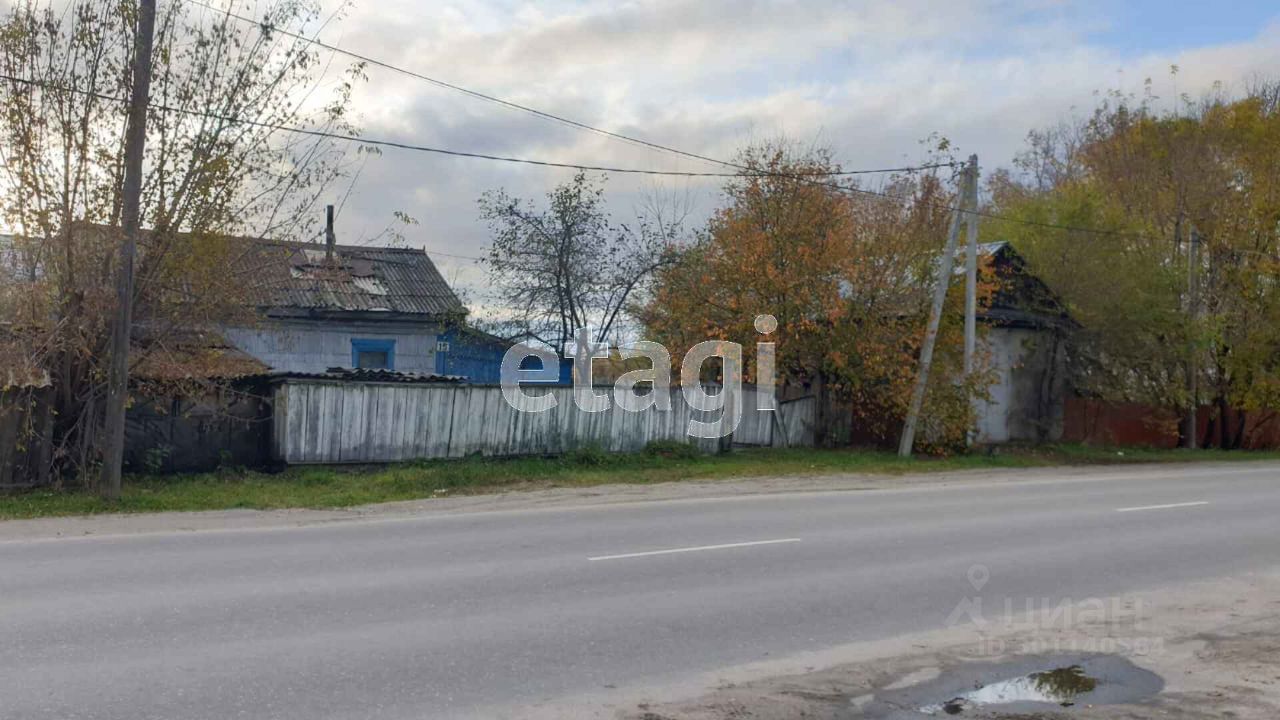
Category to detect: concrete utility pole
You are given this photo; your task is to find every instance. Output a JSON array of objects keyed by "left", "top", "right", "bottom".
[
  {"left": 963, "top": 158, "right": 980, "bottom": 376},
  {"left": 100, "top": 0, "right": 157, "bottom": 499},
  {"left": 898, "top": 155, "right": 977, "bottom": 458},
  {"left": 963, "top": 158, "right": 981, "bottom": 447},
  {"left": 1185, "top": 229, "right": 1199, "bottom": 449}
]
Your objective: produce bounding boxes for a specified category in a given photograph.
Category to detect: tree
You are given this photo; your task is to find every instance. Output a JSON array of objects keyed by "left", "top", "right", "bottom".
[
  {"left": 989, "top": 80, "right": 1280, "bottom": 447},
  {"left": 0, "top": 0, "right": 362, "bottom": 483},
  {"left": 640, "top": 140, "right": 994, "bottom": 450},
  {"left": 478, "top": 172, "right": 683, "bottom": 354}
]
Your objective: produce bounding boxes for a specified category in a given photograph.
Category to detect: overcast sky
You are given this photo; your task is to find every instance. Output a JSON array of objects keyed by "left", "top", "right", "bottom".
[{"left": 263, "top": 0, "right": 1280, "bottom": 303}]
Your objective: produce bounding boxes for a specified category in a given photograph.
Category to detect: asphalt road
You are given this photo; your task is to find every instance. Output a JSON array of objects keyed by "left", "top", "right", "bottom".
[{"left": 2, "top": 463, "right": 1278, "bottom": 719}]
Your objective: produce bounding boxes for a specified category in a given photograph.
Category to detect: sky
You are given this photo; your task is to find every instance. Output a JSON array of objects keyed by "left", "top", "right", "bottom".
[{"left": 240, "top": 0, "right": 1280, "bottom": 306}]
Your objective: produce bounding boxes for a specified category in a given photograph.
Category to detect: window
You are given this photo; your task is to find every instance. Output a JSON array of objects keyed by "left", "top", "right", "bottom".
[{"left": 351, "top": 339, "right": 396, "bottom": 370}]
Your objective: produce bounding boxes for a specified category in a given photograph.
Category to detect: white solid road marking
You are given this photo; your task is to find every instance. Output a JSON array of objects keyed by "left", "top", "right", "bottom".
[
  {"left": 588, "top": 538, "right": 802, "bottom": 561},
  {"left": 1115, "top": 501, "right": 1210, "bottom": 513}
]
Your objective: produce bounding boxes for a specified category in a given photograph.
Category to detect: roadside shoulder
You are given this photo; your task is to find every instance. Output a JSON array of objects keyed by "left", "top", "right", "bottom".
[{"left": 0, "top": 460, "right": 1274, "bottom": 542}]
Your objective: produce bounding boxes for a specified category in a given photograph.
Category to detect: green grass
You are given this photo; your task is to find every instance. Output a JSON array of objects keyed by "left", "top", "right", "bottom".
[{"left": 3, "top": 443, "right": 1278, "bottom": 520}]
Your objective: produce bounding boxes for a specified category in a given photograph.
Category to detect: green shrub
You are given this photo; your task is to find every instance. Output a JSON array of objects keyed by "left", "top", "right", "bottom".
[
  {"left": 643, "top": 439, "right": 701, "bottom": 459},
  {"left": 142, "top": 445, "right": 172, "bottom": 475},
  {"left": 564, "top": 444, "right": 609, "bottom": 466}
]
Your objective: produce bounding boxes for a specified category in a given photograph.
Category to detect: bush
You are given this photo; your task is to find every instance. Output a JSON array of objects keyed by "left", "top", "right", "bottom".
[
  {"left": 142, "top": 445, "right": 173, "bottom": 475},
  {"left": 643, "top": 440, "right": 701, "bottom": 459},
  {"left": 564, "top": 444, "right": 609, "bottom": 466}
]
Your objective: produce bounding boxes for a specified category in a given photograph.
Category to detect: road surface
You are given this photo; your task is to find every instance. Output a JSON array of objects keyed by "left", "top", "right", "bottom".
[{"left": 1, "top": 462, "right": 1277, "bottom": 719}]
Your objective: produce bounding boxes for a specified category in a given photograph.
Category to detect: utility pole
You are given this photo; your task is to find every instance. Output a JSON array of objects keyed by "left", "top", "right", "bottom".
[
  {"left": 898, "top": 155, "right": 977, "bottom": 458},
  {"left": 99, "top": 0, "right": 157, "bottom": 499},
  {"left": 1185, "top": 229, "right": 1199, "bottom": 449},
  {"left": 963, "top": 158, "right": 980, "bottom": 446},
  {"left": 963, "top": 157, "right": 981, "bottom": 373}
]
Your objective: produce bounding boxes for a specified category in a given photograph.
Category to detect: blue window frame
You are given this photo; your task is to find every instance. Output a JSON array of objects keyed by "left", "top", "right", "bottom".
[{"left": 351, "top": 338, "right": 396, "bottom": 370}]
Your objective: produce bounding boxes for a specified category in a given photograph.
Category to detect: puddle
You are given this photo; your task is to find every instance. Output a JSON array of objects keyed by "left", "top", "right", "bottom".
[
  {"left": 859, "top": 654, "right": 1163, "bottom": 718},
  {"left": 919, "top": 664, "right": 1097, "bottom": 714}
]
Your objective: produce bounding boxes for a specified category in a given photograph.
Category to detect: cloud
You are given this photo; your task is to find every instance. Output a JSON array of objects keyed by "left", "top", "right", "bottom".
[{"left": 294, "top": 0, "right": 1280, "bottom": 304}]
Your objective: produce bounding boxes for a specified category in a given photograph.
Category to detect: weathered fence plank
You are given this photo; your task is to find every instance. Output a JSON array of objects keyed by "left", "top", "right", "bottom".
[{"left": 272, "top": 380, "right": 815, "bottom": 464}]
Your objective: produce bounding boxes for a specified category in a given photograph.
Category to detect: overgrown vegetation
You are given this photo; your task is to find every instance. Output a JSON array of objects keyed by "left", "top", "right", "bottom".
[
  {"left": 477, "top": 171, "right": 686, "bottom": 353},
  {"left": 0, "top": 0, "right": 361, "bottom": 484},
  {"left": 1, "top": 443, "right": 1276, "bottom": 520},
  {"left": 640, "top": 139, "right": 998, "bottom": 452},
  {"left": 989, "top": 78, "right": 1280, "bottom": 447}
]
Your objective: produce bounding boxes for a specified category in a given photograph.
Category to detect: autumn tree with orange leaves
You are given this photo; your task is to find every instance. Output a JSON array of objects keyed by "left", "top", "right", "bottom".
[{"left": 639, "top": 141, "right": 996, "bottom": 450}]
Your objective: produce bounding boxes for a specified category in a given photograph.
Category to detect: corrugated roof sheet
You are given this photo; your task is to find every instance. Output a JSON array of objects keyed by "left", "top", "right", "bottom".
[
  {"left": 242, "top": 240, "right": 465, "bottom": 316},
  {"left": 950, "top": 240, "right": 1010, "bottom": 276},
  {"left": 267, "top": 368, "right": 467, "bottom": 384}
]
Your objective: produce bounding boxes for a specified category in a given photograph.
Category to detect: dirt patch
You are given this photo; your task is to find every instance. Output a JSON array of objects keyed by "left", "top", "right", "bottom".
[{"left": 616, "top": 572, "right": 1280, "bottom": 720}]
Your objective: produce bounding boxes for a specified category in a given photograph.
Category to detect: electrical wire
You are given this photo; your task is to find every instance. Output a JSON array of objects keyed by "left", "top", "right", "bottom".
[
  {"left": 183, "top": 0, "right": 956, "bottom": 178},
  {"left": 426, "top": 250, "right": 485, "bottom": 262},
  {"left": 0, "top": 72, "right": 954, "bottom": 182},
  {"left": 0, "top": 71, "right": 1219, "bottom": 245}
]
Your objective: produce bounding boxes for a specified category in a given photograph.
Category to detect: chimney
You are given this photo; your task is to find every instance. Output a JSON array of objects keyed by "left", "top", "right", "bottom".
[{"left": 325, "top": 204, "right": 336, "bottom": 263}]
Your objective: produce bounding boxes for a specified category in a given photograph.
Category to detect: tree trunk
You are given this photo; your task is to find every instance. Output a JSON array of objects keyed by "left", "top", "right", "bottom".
[{"left": 814, "top": 372, "right": 831, "bottom": 448}]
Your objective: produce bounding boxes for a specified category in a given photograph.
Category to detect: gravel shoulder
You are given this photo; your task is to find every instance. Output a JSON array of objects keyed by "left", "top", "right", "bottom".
[
  {"left": 600, "top": 570, "right": 1280, "bottom": 720},
  {"left": 0, "top": 460, "right": 1272, "bottom": 542}
]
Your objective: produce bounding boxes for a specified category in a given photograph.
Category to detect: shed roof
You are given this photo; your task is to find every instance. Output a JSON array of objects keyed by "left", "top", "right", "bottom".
[
  {"left": 131, "top": 328, "right": 270, "bottom": 382},
  {"left": 973, "top": 240, "right": 1073, "bottom": 329},
  {"left": 242, "top": 240, "right": 465, "bottom": 317}
]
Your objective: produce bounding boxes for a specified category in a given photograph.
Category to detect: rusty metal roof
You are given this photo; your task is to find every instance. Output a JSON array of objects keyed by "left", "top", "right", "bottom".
[
  {"left": 130, "top": 328, "right": 271, "bottom": 382},
  {"left": 243, "top": 240, "right": 465, "bottom": 317}
]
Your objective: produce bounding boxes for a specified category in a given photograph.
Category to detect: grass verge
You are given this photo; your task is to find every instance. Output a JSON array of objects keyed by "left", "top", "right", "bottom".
[{"left": 2, "top": 443, "right": 1277, "bottom": 520}]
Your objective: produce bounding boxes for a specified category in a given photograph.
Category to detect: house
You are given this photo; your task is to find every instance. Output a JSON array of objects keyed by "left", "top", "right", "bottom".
[
  {"left": 434, "top": 324, "right": 518, "bottom": 383},
  {"left": 223, "top": 233, "right": 465, "bottom": 374},
  {"left": 435, "top": 324, "right": 573, "bottom": 384},
  {"left": 966, "top": 241, "right": 1071, "bottom": 444}
]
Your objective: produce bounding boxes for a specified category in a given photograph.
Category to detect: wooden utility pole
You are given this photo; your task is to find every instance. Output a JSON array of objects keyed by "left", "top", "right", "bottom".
[
  {"left": 99, "top": 0, "right": 157, "bottom": 499},
  {"left": 898, "top": 155, "right": 977, "bottom": 458}
]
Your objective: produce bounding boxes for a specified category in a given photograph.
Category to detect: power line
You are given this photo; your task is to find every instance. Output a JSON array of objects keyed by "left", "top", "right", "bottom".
[
  {"left": 0, "top": 72, "right": 953, "bottom": 182},
  {"left": 427, "top": 249, "right": 485, "bottom": 262},
  {"left": 0, "top": 72, "right": 1199, "bottom": 245},
  {"left": 970, "top": 206, "right": 1142, "bottom": 239},
  {"left": 184, "top": 0, "right": 953, "bottom": 178}
]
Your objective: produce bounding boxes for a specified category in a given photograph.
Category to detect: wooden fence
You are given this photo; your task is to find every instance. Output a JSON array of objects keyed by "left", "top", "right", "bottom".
[
  {"left": 272, "top": 380, "right": 815, "bottom": 464},
  {"left": 125, "top": 386, "right": 273, "bottom": 473}
]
